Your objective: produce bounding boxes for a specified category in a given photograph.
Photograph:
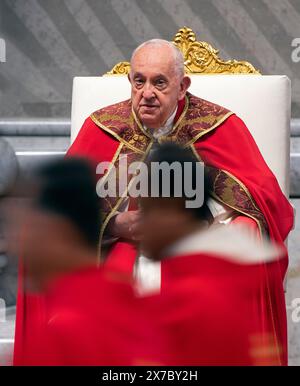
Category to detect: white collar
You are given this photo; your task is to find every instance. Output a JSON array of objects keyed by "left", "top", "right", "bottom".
[{"left": 163, "top": 223, "right": 284, "bottom": 265}]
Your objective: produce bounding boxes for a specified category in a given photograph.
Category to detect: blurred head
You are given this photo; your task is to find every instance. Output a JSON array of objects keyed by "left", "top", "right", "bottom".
[
  {"left": 34, "top": 158, "right": 101, "bottom": 249},
  {"left": 140, "top": 143, "right": 212, "bottom": 260},
  {"left": 9, "top": 158, "right": 101, "bottom": 291},
  {"left": 129, "top": 39, "right": 191, "bottom": 129}
]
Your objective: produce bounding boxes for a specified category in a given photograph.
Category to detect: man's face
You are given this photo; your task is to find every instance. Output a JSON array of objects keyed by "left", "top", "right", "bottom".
[
  {"left": 18, "top": 207, "right": 86, "bottom": 291},
  {"left": 129, "top": 45, "right": 190, "bottom": 129}
]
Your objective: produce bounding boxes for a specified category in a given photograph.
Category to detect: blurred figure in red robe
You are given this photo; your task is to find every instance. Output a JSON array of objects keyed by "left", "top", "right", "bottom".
[
  {"left": 10, "top": 159, "right": 163, "bottom": 366},
  {"left": 138, "top": 143, "right": 286, "bottom": 366}
]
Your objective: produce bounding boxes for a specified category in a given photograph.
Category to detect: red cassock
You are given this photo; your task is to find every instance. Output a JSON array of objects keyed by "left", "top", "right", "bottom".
[
  {"left": 13, "top": 260, "right": 47, "bottom": 365},
  {"left": 17, "top": 266, "right": 166, "bottom": 366},
  {"left": 14, "top": 93, "right": 294, "bottom": 365},
  {"left": 143, "top": 251, "right": 284, "bottom": 366}
]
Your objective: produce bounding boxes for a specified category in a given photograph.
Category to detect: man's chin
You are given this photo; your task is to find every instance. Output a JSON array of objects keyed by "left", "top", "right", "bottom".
[{"left": 139, "top": 114, "right": 161, "bottom": 129}]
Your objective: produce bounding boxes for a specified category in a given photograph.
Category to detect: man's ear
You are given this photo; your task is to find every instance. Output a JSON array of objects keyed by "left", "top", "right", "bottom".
[{"left": 179, "top": 76, "right": 191, "bottom": 100}]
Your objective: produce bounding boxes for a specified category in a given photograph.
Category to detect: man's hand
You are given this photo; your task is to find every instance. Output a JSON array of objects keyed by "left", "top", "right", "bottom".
[{"left": 108, "top": 210, "right": 142, "bottom": 242}]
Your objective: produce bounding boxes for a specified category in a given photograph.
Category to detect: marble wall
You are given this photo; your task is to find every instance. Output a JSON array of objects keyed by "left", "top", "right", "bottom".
[{"left": 0, "top": 0, "right": 300, "bottom": 119}]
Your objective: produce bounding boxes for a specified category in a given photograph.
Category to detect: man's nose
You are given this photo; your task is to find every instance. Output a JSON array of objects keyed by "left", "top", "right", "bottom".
[{"left": 142, "top": 84, "right": 155, "bottom": 100}]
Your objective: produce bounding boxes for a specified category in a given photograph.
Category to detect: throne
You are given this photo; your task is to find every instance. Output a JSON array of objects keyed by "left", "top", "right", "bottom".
[{"left": 71, "top": 26, "right": 291, "bottom": 197}]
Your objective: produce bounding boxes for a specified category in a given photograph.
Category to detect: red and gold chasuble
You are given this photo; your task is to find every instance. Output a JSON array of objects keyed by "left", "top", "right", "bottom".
[{"left": 14, "top": 93, "right": 294, "bottom": 366}]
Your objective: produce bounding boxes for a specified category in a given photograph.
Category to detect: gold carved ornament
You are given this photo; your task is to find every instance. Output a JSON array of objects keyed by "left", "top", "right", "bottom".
[{"left": 106, "top": 26, "right": 260, "bottom": 75}]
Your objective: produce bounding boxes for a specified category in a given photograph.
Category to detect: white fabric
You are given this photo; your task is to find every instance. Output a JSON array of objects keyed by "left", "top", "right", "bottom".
[
  {"left": 71, "top": 75, "right": 291, "bottom": 196},
  {"left": 164, "top": 224, "right": 284, "bottom": 264},
  {"left": 135, "top": 224, "right": 284, "bottom": 295},
  {"left": 206, "top": 197, "right": 235, "bottom": 223},
  {"left": 134, "top": 256, "right": 161, "bottom": 296}
]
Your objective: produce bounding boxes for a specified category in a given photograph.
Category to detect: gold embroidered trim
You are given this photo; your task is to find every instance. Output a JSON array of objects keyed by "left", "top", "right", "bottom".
[
  {"left": 131, "top": 108, "right": 152, "bottom": 140},
  {"left": 223, "top": 169, "right": 261, "bottom": 213},
  {"left": 97, "top": 143, "right": 124, "bottom": 265},
  {"left": 90, "top": 113, "right": 145, "bottom": 155},
  {"left": 91, "top": 95, "right": 232, "bottom": 154},
  {"left": 184, "top": 111, "right": 234, "bottom": 147},
  {"left": 97, "top": 140, "right": 154, "bottom": 262},
  {"left": 97, "top": 142, "right": 124, "bottom": 191},
  {"left": 187, "top": 146, "right": 265, "bottom": 235},
  {"left": 189, "top": 143, "right": 202, "bottom": 161}
]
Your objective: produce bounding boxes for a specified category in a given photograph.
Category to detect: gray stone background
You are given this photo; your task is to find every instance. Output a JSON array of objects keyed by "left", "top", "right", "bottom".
[
  {"left": 0, "top": 0, "right": 300, "bottom": 118},
  {"left": 0, "top": 0, "right": 299, "bottom": 365}
]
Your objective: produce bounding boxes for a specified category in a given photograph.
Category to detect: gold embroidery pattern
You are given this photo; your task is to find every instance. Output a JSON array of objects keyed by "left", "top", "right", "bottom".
[
  {"left": 91, "top": 93, "right": 232, "bottom": 151},
  {"left": 91, "top": 99, "right": 151, "bottom": 154},
  {"left": 98, "top": 141, "right": 154, "bottom": 261},
  {"left": 206, "top": 166, "right": 268, "bottom": 236},
  {"left": 173, "top": 93, "right": 233, "bottom": 146}
]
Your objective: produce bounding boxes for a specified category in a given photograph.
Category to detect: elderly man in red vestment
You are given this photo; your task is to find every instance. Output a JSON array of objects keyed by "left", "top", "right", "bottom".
[
  {"left": 67, "top": 39, "right": 293, "bottom": 362},
  {"left": 15, "top": 39, "right": 293, "bottom": 364}
]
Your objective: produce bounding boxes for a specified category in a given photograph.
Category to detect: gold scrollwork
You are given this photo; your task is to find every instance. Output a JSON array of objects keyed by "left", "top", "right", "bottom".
[
  {"left": 173, "top": 27, "right": 260, "bottom": 74},
  {"left": 106, "top": 61, "right": 131, "bottom": 75},
  {"left": 106, "top": 26, "right": 260, "bottom": 75}
]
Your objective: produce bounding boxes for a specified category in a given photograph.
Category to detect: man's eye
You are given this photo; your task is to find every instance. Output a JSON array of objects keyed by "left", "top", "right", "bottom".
[
  {"left": 155, "top": 79, "right": 166, "bottom": 88},
  {"left": 135, "top": 79, "right": 144, "bottom": 87}
]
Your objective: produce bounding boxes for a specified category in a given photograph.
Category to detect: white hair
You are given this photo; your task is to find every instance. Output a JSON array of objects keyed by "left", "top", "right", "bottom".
[{"left": 130, "top": 39, "right": 185, "bottom": 78}]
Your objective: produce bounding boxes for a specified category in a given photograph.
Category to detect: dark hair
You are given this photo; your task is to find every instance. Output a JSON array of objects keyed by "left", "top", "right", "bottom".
[
  {"left": 35, "top": 158, "right": 101, "bottom": 248},
  {"left": 146, "top": 142, "right": 212, "bottom": 222}
]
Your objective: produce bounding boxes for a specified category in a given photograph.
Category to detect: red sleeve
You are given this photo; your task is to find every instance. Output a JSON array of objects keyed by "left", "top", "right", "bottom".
[{"left": 66, "top": 117, "right": 120, "bottom": 168}]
